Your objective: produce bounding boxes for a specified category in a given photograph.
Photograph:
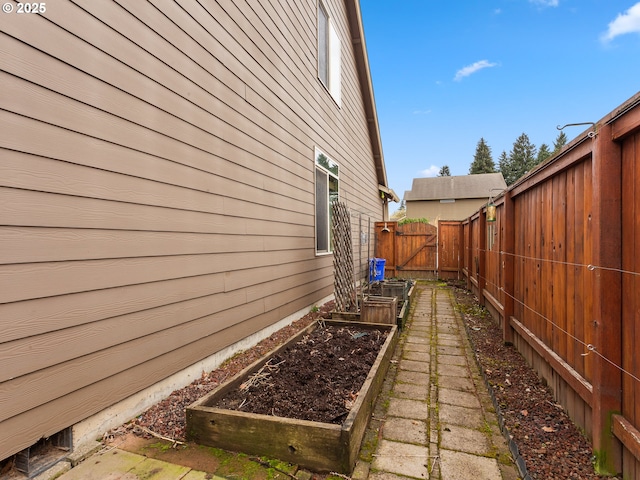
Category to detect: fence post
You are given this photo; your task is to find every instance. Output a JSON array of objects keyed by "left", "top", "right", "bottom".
[
  {"left": 466, "top": 219, "right": 473, "bottom": 291},
  {"left": 502, "top": 191, "right": 515, "bottom": 344},
  {"left": 591, "top": 121, "right": 622, "bottom": 475},
  {"left": 478, "top": 210, "right": 487, "bottom": 306}
]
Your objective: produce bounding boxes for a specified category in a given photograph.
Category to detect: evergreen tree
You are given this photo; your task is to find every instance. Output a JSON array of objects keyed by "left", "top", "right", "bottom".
[
  {"left": 537, "top": 143, "right": 552, "bottom": 164},
  {"left": 469, "top": 137, "right": 496, "bottom": 174},
  {"left": 498, "top": 150, "right": 516, "bottom": 185},
  {"left": 438, "top": 165, "right": 451, "bottom": 176},
  {"left": 553, "top": 131, "right": 568, "bottom": 154},
  {"left": 507, "top": 133, "right": 537, "bottom": 183}
]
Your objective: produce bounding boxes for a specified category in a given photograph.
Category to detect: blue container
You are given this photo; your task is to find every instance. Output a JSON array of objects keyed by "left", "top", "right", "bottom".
[{"left": 369, "top": 258, "right": 386, "bottom": 282}]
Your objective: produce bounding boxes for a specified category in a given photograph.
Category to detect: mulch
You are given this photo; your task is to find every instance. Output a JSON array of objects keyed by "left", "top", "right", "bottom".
[{"left": 448, "top": 280, "right": 617, "bottom": 480}]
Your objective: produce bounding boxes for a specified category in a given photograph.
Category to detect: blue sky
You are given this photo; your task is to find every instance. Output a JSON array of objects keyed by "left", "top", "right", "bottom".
[{"left": 359, "top": 1, "right": 640, "bottom": 206}]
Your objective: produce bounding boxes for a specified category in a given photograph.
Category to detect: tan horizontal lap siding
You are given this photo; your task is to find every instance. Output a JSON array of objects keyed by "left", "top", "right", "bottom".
[
  {"left": 0, "top": 0, "right": 383, "bottom": 461},
  {"left": 0, "top": 270, "right": 331, "bottom": 424},
  {"left": 0, "top": 305, "right": 285, "bottom": 457}
]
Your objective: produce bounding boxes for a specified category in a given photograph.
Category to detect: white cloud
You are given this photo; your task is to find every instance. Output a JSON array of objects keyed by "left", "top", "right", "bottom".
[
  {"left": 601, "top": 2, "right": 640, "bottom": 42},
  {"left": 454, "top": 60, "right": 498, "bottom": 81},
  {"left": 420, "top": 165, "right": 440, "bottom": 177},
  {"left": 529, "top": 0, "right": 559, "bottom": 6}
]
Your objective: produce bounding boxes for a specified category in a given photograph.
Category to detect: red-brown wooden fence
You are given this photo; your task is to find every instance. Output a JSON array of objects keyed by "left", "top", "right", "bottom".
[
  {"left": 437, "top": 221, "right": 464, "bottom": 279},
  {"left": 374, "top": 221, "right": 437, "bottom": 278},
  {"left": 440, "top": 92, "right": 640, "bottom": 477}
]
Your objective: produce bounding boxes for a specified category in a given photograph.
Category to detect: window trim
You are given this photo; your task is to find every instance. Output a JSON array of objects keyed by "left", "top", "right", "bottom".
[
  {"left": 317, "top": 2, "right": 341, "bottom": 106},
  {"left": 318, "top": 3, "right": 329, "bottom": 87},
  {"left": 314, "top": 147, "right": 339, "bottom": 255}
]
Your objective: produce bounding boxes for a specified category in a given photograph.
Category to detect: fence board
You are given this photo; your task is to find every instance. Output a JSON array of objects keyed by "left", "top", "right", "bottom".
[
  {"left": 552, "top": 174, "right": 567, "bottom": 360},
  {"left": 485, "top": 202, "right": 501, "bottom": 304},
  {"left": 374, "top": 221, "right": 397, "bottom": 277},
  {"left": 437, "top": 221, "right": 463, "bottom": 279},
  {"left": 582, "top": 158, "right": 594, "bottom": 383},
  {"left": 572, "top": 162, "right": 585, "bottom": 375}
]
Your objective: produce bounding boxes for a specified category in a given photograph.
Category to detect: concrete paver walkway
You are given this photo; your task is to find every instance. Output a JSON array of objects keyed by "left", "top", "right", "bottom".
[
  {"left": 357, "top": 284, "right": 519, "bottom": 480},
  {"left": 43, "top": 283, "right": 519, "bottom": 480}
]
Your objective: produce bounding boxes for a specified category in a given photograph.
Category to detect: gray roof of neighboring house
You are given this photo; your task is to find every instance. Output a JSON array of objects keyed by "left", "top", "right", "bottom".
[{"left": 404, "top": 173, "right": 507, "bottom": 201}]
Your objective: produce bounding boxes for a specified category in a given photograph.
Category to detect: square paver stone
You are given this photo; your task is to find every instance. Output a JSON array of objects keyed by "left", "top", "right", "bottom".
[
  {"left": 406, "top": 335, "right": 430, "bottom": 345},
  {"left": 59, "top": 449, "right": 145, "bottom": 480},
  {"left": 400, "top": 359, "right": 430, "bottom": 373},
  {"left": 440, "top": 449, "right": 501, "bottom": 480},
  {"left": 393, "top": 381, "right": 429, "bottom": 399},
  {"left": 439, "top": 354, "right": 466, "bottom": 366},
  {"left": 382, "top": 417, "right": 428, "bottom": 444},
  {"left": 437, "top": 346, "right": 464, "bottom": 356},
  {"left": 437, "top": 332, "right": 460, "bottom": 341},
  {"left": 440, "top": 424, "right": 491, "bottom": 455},
  {"left": 130, "top": 458, "right": 192, "bottom": 480},
  {"left": 403, "top": 350, "right": 430, "bottom": 362},
  {"left": 437, "top": 338, "right": 462, "bottom": 347},
  {"left": 438, "top": 363, "right": 469, "bottom": 378},
  {"left": 387, "top": 398, "right": 430, "bottom": 420},
  {"left": 372, "top": 440, "right": 429, "bottom": 479},
  {"left": 439, "top": 325, "right": 459, "bottom": 332},
  {"left": 438, "top": 375, "right": 475, "bottom": 392},
  {"left": 396, "top": 370, "right": 430, "bottom": 385},
  {"left": 439, "top": 403, "right": 485, "bottom": 429},
  {"left": 439, "top": 387, "right": 481, "bottom": 409},
  {"left": 410, "top": 321, "right": 430, "bottom": 328},
  {"left": 404, "top": 342, "right": 430, "bottom": 353}
]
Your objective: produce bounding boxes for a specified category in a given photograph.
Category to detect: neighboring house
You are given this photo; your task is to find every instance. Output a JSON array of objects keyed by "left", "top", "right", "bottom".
[
  {"left": 0, "top": 0, "right": 397, "bottom": 464},
  {"left": 404, "top": 173, "right": 507, "bottom": 223}
]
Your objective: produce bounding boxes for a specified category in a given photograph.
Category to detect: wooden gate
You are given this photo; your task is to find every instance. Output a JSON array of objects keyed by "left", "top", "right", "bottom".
[{"left": 374, "top": 222, "right": 438, "bottom": 278}]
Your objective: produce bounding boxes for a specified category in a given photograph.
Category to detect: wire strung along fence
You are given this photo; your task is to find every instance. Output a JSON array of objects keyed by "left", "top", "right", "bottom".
[{"left": 331, "top": 201, "right": 356, "bottom": 312}]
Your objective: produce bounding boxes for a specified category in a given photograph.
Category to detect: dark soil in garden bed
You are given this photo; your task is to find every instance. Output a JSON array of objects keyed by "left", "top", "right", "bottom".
[
  {"left": 122, "top": 301, "right": 335, "bottom": 442},
  {"left": 212, "top": 324, "right": 388, "bottom": 424},
  {"left": 448, "top": 280, "right": 617, "bottom": 480}
]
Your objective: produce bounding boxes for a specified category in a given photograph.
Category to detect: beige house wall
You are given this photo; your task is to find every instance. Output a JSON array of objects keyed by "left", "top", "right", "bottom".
[
  {"left": 0, "top": 0, "right": 385, "bottom": 460},
  {"left": 406, "top": 198, "right": 488, "bottom": 223}
]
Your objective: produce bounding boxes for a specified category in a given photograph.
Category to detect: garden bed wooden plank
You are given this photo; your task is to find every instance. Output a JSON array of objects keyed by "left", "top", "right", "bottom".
[{"left": 186, "top": 320, "right": 398, "bottom": 473}]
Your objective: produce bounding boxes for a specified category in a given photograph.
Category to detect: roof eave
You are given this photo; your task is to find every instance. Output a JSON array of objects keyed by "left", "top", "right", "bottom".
[
  {"left": 344, "top": 0, "right": 388, "bottom": 189},
  {"left": 379, "top": 184, "right": 400, "bottom": 203}
]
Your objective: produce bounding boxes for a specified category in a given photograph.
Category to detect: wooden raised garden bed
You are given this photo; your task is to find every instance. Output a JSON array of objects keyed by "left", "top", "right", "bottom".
[
  {"left": 330, "top": 280, "right": 416, "bottom": 329},
  {"left": 186, "top": 320, "right": 398, "bottom": 474},
  {"left": 332, "top": 296, "right": 407, "bottom": 328},
  {"left": 361, "top": 296, "right": 397, "bottom": 325}
]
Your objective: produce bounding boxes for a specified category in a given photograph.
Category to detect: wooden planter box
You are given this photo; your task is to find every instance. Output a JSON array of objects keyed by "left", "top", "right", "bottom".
[
  {"left": 186, "top": 320, "right": 398, "bottom": 474},
  {"left": 361, "top": 296, "right": 397, "bottom": 325},
  {"left": 370, "top": 280, "right": 415, "bottom": 302}
]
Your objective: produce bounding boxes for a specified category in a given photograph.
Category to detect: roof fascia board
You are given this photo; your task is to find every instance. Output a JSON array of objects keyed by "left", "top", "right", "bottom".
[{"left": 344, "top": 0, "right": 388, "bottom": 188}]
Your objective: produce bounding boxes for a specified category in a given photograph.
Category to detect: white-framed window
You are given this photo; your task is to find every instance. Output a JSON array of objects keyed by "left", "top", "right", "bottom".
[
  {"left": 318, "top": 2, "right": 341, "bottom": 106},
  {"left": 315, "top": 147, "right": 339, "bottom": 254}
]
